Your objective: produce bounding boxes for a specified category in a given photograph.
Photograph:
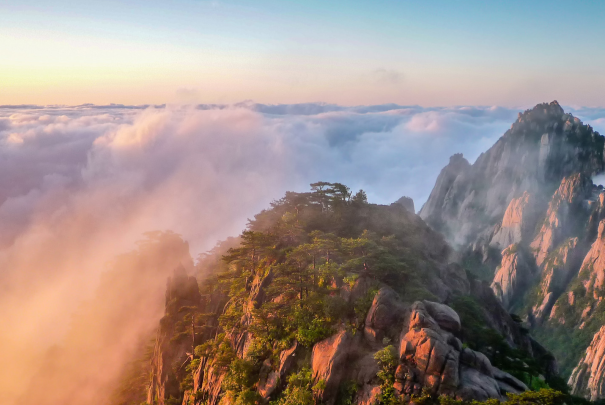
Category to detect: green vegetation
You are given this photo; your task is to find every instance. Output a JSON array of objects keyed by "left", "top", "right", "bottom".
[
  {"left": 121, "top": 182, "right": 599, "bottom": 405},
  {"left": 189, "top": 182, "right": 447, "bottom": 404},
  {"left": 270, "top": 368, "right": 324, "bottom": 405},
  {"left": 181, "top": 182, "right": 444, "bottom": 404},
  {"left": 450, "top": 296, "right": 560, "bottom": 390},
  {"left": 374, "top": 345, "right": 399, "bottom": 405},
  {"left": 438, "top": 389, "right": 566, "bottom": 405},
  {"left": 461, "top": 247, "right": 500, "bottom": 282}
]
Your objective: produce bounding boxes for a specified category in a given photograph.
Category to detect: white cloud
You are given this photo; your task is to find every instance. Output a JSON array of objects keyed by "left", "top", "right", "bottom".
[{"left": 0, "top": 101, "right": 603, "bottom": 404}]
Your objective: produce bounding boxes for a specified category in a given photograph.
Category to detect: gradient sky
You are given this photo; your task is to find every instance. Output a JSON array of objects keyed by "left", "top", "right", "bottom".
[{"left": 1, "top": 0, "right": 605, "bottom": 106}]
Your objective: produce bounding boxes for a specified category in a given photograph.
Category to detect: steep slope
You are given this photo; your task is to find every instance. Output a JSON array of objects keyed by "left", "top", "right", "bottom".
[
  {"left": 420, "top": 101, "right": 605, "bottom": 398},
  {"left": 420, "top": 101, "right": 604, "bottom": 247},
  {"left": 569, "top": 326, "right": 605, "bottom": 400},
  {"left": 137, "top": 183, "right": 559, "bottom": 405}
]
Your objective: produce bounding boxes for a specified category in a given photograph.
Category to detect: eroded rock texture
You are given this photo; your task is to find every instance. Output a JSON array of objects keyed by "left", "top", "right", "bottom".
[
  {"left": 147, "top": 266, "right": 202, "bottom": 405},
  {"left": 490, "top": 192, "right": 537, "bottom": 249},
  {"left": 569, "top": 326, "right": 605, "bottom": 400},
  {"left": 491, "top": 244, "right": 535, "bottom": 310},
  {"left": 396, "top": 301, "right": 527, "bottom": 402},
  {"left": 579, "top": 220, "right": 605, "bottom": 299},
  {"left": 420, "top": 101, "right": 605, "bottom": 247},
  {"left": 531, "top": 237, "right": 582, "bottom": 321},
  {"left": 530, "top": 174, "right": 592, "bottom": 267},
  {"left": 419, "top": 101, "right": 605, "bottom": 399}
]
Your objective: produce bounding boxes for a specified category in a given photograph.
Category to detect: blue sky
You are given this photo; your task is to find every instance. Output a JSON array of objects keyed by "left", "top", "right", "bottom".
[{"left": 1, "top": 0, "right": 605, "bottom": 106}]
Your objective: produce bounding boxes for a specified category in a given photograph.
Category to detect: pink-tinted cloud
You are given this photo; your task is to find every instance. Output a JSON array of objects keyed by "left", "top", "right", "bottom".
[{"left": 0, "top": 101, "right": 602, "bottom": 404}]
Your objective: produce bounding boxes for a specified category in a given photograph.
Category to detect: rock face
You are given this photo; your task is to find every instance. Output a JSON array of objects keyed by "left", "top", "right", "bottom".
[
  {"left": 491, "top": 245, "right": 535, "bottom": 310},
  {"left": 490, "top": 192, "right": 537, "bottom": 249},
  {"left": 469, "top": 279, "right": 533, "bottom": 352},
  {"left": 312, "top": 330, "right": 355, "bottom": 404},
  {"left": 147, "top": 266, "right": 202, "bottom": 405},
  {"left": 530, "top": 174, "right": 592, "bottom": 267},
  {"left": 419, "top": 101, "right": 605, "bottom": 398},
  {"left": 420, "top": 101, "right": 604, "bottom": 247},
  {"left": 531, "top": 237, "right": 582, "bottom": 321},
  {"left": 396, "top": 301, "right": 527, "bottom": 401},
  {"left": 569, "top": 326, "right": 605, "bottom": 400},
  {"left": 256, "top": 341, "right": 299, "bottom": 400},
  {"left": 393, "top": 196, "right": 415, "bottom": 213},
  {"left": 579, "top": 220, "right": 605, "bottom": 299}
]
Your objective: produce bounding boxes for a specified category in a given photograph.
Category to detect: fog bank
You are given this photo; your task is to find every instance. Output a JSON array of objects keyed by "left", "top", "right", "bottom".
[{"left": 1, "top": 102, "right": 604, "bottom": 404}]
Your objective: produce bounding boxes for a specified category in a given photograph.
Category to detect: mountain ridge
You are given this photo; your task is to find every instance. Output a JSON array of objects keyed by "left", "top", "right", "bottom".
[{"left": 418, "top": 101, "right": 605, "bottom": 398}]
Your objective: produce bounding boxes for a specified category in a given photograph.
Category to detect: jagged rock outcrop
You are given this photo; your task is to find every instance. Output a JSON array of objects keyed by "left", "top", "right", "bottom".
[
  {"left": 569, "top": 326, "right": 605, "bottom": 400},
  {"left": 490, "top": 192, "right": 537, "bottom": 249},
  {"left": 586, "top": 191, "right": 605, "bottom": 242},
  {"left": 418, "top": 153, "right": 471, "bottom": 244},
  {"left": 530, "top": 174, "right": 592, "bottom": 267},
  {"left": 312, "top": 330, "right": 356, "bottom": 405},
  {"left": 579, "top": 220, "right": 605, "bottom": 299},
  {"left": 393, "top": 196, "right": 415, "bottom": 213},
  {"left": 147, "top": 266, "right": 202, "bottom": 405},
  {"left": 396, "top": 301, "right": 527, "bottom": 401},
  {"left": 419, "top": 101, "right": 605, "bottom": 398},
  {"left": 308, "top": 297, "right": 532, "bottom": 405},
  {"left": 258, "top": 342, "right": 299, "bottom": 400},
  {"left": 531, "top": 237, "right": 582, "bottom": 321},
  {"left": 191, "top": 356, "right": 225, "bottom": 405},
  {"left": 491, "top": 244, "right": 536, "bottom": 310},
  {"left": 420, "top": 101, "right": 605, "bottom": 247}
]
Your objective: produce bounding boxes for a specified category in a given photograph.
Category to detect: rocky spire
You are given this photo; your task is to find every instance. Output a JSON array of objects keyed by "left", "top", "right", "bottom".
[
  {"left": 420, "top": 101, "right": 605, "bottom": 247},
  {"left": 569, "top": 326, "right": 605, "bottom": 400}
]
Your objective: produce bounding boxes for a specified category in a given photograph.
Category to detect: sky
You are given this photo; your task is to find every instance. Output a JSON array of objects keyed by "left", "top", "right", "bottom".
[
  {"left": 2, "top": 0, "right": 605, "bottom": 106},
  {"left": 1, "top": 2, "right": 605, "bottom": 402}
]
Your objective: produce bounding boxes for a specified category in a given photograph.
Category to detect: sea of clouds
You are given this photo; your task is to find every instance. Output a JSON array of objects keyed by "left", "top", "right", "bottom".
[{"left": 2, "top": 101, "right": 605, "bottom": 404}]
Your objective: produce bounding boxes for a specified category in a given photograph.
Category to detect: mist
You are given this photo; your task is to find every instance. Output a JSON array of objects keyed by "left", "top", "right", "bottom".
[{"left": 1, "top": 102, "right": 604, "bottom": 404}]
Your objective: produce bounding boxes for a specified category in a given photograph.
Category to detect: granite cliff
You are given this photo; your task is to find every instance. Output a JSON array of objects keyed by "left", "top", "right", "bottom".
[{"left": 419, "top": 101, "right": 605, "bottom": 399}]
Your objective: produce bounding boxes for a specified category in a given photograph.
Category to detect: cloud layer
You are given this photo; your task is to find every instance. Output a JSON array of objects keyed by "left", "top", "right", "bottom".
[{"left": 1, "top": 101, "right": 605, "bottom": 404}]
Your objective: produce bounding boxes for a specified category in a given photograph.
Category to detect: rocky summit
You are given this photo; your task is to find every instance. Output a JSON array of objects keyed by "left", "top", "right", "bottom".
[
  {"left": 131, "top": 180, "right": 560, "bottom": 405},
  {"left": 419, "top": 101, "right": 605, "bottom": 399}
]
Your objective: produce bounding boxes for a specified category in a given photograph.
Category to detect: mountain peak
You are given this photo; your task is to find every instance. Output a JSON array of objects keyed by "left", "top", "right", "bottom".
[{"left": 514, "top": 100, "right": 566, "bottom": 126}]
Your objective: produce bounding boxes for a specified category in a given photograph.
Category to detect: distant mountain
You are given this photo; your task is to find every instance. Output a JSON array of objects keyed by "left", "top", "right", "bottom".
[{"left": 420, "top": 101, "right": 605, "bottom": 398}]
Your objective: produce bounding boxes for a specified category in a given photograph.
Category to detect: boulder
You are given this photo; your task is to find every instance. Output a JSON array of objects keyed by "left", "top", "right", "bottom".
[
  {"left": 423, "top": 300, "right": 461, "bottom": 332},
  {"left": 364, "top": 287, "right": 405, "bottom": 343},
  {"left": 312, "top": 330, "right": 354, "bottom": 405},
  {"left": 491, "top": 366, "right": 528, "bottom": 394},
  {"left": 393, "top": 196, "right": 415, "bottom": 213},
  {"left": 396, "top": 302, "right": 504, "bottom": 400}
]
